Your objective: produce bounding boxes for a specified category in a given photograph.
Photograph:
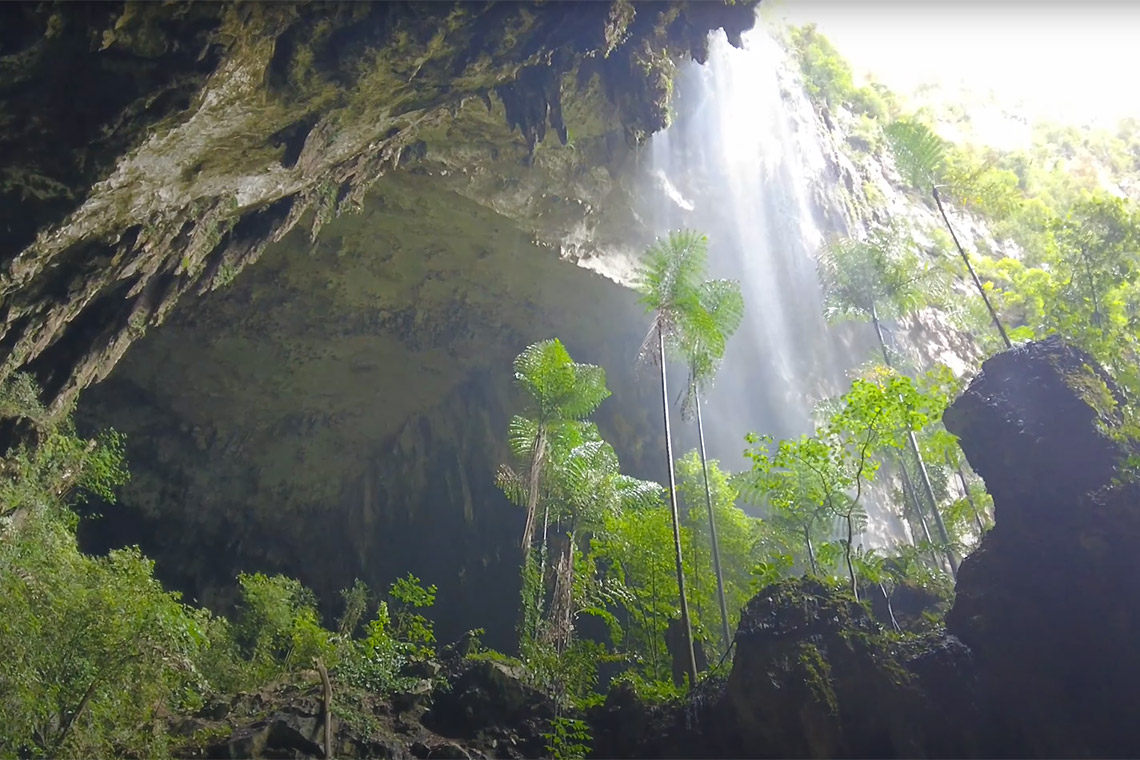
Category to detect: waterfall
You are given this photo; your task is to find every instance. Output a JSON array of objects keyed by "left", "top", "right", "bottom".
[{"left": 637, "top": 26, "right": 906, "bottom": 546}]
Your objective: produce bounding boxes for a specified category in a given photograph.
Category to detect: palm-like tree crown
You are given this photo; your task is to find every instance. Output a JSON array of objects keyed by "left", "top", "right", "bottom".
[
  {"left": 636, "top": 231, "right": 718, "bottom": 357},
  {"left": 549, "top": 425, "right": 663, "bottom": 529},
  {"left": 514, "top": 339, "right": 610, "bottom": 424},
  {"left": 819, "top": 225, "right": 947, "bottom": 323},
  {"left": 681, "top": 278, "right": 744, "bottom": 417},
  {"left": 884, "top": 118, "right": 948, "bottom": 191},
  {"left": 634, "top": 230, "right": 744, "bottom": 412},
  {"left": 497, "top": 339, "right": 611, "bottom": 554}
]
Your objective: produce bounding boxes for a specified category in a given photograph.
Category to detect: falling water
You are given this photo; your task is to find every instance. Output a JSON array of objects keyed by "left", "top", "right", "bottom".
[{"left": 638, "top": 26, "right": 905, "bottom": 545}]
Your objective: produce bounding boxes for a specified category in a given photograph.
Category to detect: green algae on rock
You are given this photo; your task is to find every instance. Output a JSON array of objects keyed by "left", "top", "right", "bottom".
[{"left": 0, "top": 1, "right": 757, "bottom": 422}]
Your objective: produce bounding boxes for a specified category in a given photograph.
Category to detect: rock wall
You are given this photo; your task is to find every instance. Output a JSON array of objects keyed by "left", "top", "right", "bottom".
[
  {"left": 944, "top": 337, "right": 1140, "bottom": 757},
  {"left": 1, "top": 0, "right": 757, "bottom": 421}
]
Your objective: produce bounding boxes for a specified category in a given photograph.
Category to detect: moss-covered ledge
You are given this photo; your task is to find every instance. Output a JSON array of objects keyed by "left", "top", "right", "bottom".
[{"left": 0, "top": 1, "right": 757, "bottom": 423}]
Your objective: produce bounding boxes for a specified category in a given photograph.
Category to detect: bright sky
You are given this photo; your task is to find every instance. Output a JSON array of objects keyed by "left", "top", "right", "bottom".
[{"left": 768, "top": 0, "right": 1140, "bottom": 130}]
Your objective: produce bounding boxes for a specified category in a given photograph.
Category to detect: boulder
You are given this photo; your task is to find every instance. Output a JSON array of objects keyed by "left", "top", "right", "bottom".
[
  {"left": 944, "top": 337, "right": 1140, "bottom": 757},
  {"left": 717, "top": 577, "right": 969, "bottom": 759},
  {"left": 591, "top": 577, "right": 981, "bottom": 759},
  {"left": 423, "top": 658, "right": 553, "bottom": 757}
]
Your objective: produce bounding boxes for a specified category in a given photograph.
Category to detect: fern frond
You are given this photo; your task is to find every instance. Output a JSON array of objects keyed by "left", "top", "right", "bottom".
[
  {"left": 496, "top": 464, "right": 527, "bottom": 507},
  {"left": 507, "top": 415, "right": 539, "bottom": 463},
  {"left": 885, "top": 118, "right": 947, "bottom": 191}
]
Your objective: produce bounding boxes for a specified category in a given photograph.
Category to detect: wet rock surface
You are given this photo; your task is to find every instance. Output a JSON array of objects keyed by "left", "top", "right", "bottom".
[
  {"left": 172, "top": 654, "right": 559, "bottom": 760},
  {"left": 944, "top": 337, "right": 1140, "bottom": 757}
]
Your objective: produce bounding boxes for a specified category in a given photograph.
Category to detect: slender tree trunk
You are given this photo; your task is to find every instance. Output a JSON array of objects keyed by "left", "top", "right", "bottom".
[
  {"left": 316, "top": 658, "right": 333, "bottom": 760},
  {"left": 844, "top": 512, "right": 858, "bottom": 600},
  {"left": 521, "top": 430, "right": 547, "bottom": 560},
  {"left": 804, "top": 528, "right": 819, "bottom": 575},
  {"left": 658, "top": 326, "right": 698, "bottom": 688},
  {"left": 534, "top": 501, "right": 552, "bottom": 641},
  {"left": 53, "top": 676, "right": 101, "bottom": 755},
  {"left": 695, "top": 395, "right": 732, "bottom": 654},
  {"left": 880, "top": 582, "right": 902, "bottom": 632},
  {"left": 951, "top": 456, "right": 986, "bottom": 535},
  {"left": 872, "top": 304, "right": 958, "bottom": 577},
  {"left": 870, "top": 305, "right": 889, "bottom": 369},
  {"left": 899, "top": 458, "right": 940, "bottom": 568},
  {"left": 932, "top": 186, "right": 1012, "bottom": 349},
  {"left": 1081, "top": 247, "right": 1104, "bottom": 331},
  {"left": 649, "top": 560, "right": 660, "bottom": 680},
  {"left": 549, "top": 532, "right": 576, "bottom": 653},
  {"left": 908, "top": 429, "right": 959, "bottom": 576}
]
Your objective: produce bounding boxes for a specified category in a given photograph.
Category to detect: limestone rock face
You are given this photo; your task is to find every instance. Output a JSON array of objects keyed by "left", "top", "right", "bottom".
[
  {"left": 942, "top": 336, "right": 1128, "bottom": 524},
  {"left": 590, "top": 577, "right": 980, "bottom": 759},
  {"left": 1, "top": 1, "right": 757, "bottom": 420},
  {"left": 944, "top": 337, "right": 1140, "bottom": 757}
]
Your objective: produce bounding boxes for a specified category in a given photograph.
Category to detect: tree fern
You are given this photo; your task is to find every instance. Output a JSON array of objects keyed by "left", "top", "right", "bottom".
[
  {"left": 513, "top": 339, "right": 610, "bottom": 423},
  {"left": 501, "top": 339, "right": 611, "bottom": 565},
  {"left": 635, "top": 230, "right": 712, "bottom": 363},
  {"left": 629, "top": 229, "right": 743, "bottom": 688},
  {"left": 885, "top": 119, "right": 1012, "bottom": 348},
  {"left": 819, "top": 224, "right": 949, "bottom": 327},
  {"left": 679, "top": 278, "right": 745, "bottom": 418},
  {"left": 885, "top": 118, "right": 948, "bottom": 191}
]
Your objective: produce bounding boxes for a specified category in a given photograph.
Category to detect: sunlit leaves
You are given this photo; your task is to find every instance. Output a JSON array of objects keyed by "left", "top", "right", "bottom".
[
  {"left": 674, "top": 451, "right": 757, "bottom": 650},
  {"left": 680, "top": 278, "right": 745, "bottom": 416},
  {"left": 885, "top": 118, "right": 949, "bottom": 191},
  {"left": 635, "top": 230, "right": 743, "bottom": 378},
  {"left": 740, "top": 367, "right": 957, "bottom": 587},
  {"left": 977, "top": 192, "right": 1140, "bottom": 397},
  {"left": 514, "top": 339, "right": 610, "bottom": 424},
  {"left": 635, "top": 229, "right": 710, "bottom": 345},
  {"left": 501, "top": 339, "right": 614, "bottom": 557},
  {"left": 819, "top": 224, "right": 950, "bottom": 323},
  {"left": 547, "top": 426, "right": 663, "bottom": 530}
]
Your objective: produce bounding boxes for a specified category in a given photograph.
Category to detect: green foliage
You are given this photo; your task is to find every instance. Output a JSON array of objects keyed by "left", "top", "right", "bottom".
[
  {"left": 741, "top": 369, "right": 955, "bottom": 592},
  {"left": 635, "top": 228, "right": 744, "bottom": 687},
  {"left": 820, "top": 223, "right": 949, "bottom": 324},
  {"left": 1, "top": 374, "right": 129, "bottom": 517},
  {"left": 681, "top": 278, "right": 744, "bottom": 417},
  {"left": 388, "top": 573, "right": 437, "bottom": 658},
  {"left": 526, "top": 636, "right": 618, "bottom": 710},
  {"left": 0, "top": 382, "right": 209, "bottom": 758},
  {"left": 512, "top": 339, "right": 611, "bottom": 425},
  {"left": 338, "top": 578, "right": 371, "bottom": 637},
  {"left": 497, "top": 339, "right": 613, "bottom": 567},
  {"left": 235, "top": 572, "right": 336, "bottom": 681},
  {"left": 786, "top": 24, "right": 890, "bottom": 118},
  {"left": 976, "top": 192, "right": 1140, "bottom": 397},
  {"left": 337, "top": 601, "right": 415, "bottom": 695},
  {"left": 635, "top": 230, "right": 744, "bottom": 394},
  {"left": 750, "top": 551, "right": 795, "bottom": 592},
  {"left": 610, "top": 669, "right": 686, "bottom": 704},
  {"left": 884, "top": 117, "right": 951, "bottom": 196},
  {"left": 542, "top": 716, "right": 593, "bottom": 760},
  {"left": 675, "top": 452, "right": 757, "bottom": 651},
  {"left": 590, "top": 499, "right": 678, "bottom": 683}
]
